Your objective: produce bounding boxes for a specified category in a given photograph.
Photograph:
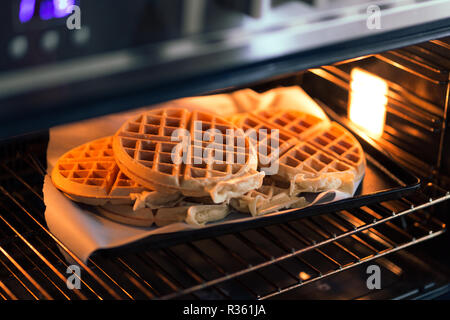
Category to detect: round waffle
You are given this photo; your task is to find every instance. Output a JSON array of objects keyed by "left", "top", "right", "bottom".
[
  {"left": 306, "top": 122, "right": 365, "bottom": 180},
  {"left": 277, "top": 140, "right": 359, "bottom": 194},
  {"left": 51, "top": 137, "right": 181, "bottom": 207},
  {"left": 231, "top": 109, "right": 328, "bottom": 173},
  {"left": 112, "top": 107, "right": 262, "bottom": 203},
  {"left": 232, "top": 109, "right": 365, "bottom": 195}
]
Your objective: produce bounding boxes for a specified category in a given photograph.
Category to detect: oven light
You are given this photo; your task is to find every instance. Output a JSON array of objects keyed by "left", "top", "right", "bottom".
[
  {"left": 348, "top": 68, "right": 387, "bottom": 138},
  {"left": 299, "top": 271, "right": 311, "bottom": 281}
]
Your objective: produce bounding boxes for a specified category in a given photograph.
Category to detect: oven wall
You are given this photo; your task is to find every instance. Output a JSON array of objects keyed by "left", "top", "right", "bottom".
[
  {"left": 225, "top": 37, "right": 450, "bottom": 188},
  {"left": 299, "top": 38, "right": 450, "bottom": 188}
]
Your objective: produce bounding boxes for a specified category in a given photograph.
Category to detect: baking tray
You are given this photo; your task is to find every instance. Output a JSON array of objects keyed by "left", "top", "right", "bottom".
[{"left": 92, "top": 117, "right": 421, "bottom": 257}]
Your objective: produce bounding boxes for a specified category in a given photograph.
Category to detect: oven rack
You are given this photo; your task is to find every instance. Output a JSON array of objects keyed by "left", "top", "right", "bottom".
[{"left": 0, "top": 153, "right": 448, "bottom": 300}]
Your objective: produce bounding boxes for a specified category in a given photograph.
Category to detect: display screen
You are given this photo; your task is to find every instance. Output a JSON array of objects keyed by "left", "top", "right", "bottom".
[{"left": 18, "top": 0, "right": 77, "bottom": 23}]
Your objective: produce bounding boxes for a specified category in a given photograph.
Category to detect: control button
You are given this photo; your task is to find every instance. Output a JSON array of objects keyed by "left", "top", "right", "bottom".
[
  {"left": 72, "top": 27, "right": 90, "bottom": 46},
  {"left": 41, "top": 30, "right": 60, "bottom": 52},
  {"left": 8, "top": 36, "right": 28, "bottom": 59}
]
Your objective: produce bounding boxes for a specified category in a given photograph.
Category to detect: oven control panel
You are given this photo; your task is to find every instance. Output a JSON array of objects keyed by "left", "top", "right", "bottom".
[
  {"left": 8, "top": 0, "right": 83, "bottom": 60},
  {"left": 1, "top": 0, "right": 177, "bottom": 72}
]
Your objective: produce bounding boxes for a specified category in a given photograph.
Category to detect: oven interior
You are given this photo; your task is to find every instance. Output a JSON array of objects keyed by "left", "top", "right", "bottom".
[{"left": 0, "top": 37, "right": 449, "bottom": 300}]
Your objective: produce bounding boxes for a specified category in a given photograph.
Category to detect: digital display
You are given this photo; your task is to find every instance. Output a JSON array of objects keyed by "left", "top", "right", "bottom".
[{"left": 18, "top": 0, "right": 76, "bottom": 23}]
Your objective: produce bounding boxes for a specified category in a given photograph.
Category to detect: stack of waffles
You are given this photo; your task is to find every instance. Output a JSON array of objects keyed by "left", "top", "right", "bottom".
[
  {"left": 51, "top": 107, "right": 264, "bottom": 227},
  {"left": 51, "top": 102, "right": 365, "bottom": 227},
  {"left": 51, "top": 136, "right": 184, "bottom": 227}
]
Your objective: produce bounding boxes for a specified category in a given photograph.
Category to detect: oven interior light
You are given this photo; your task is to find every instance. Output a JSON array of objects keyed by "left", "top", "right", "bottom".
[
  {"left": 299, "top": 271, "right": 311, "bottom": 281},
  {"left": 348, "top": 68, "right": 387, "bottom": 138}
]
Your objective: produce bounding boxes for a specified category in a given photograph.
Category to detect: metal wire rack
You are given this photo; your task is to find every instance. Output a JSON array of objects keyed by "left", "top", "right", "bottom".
[{"left": 0, "top": 149, "right": 448, "bottom": 300}]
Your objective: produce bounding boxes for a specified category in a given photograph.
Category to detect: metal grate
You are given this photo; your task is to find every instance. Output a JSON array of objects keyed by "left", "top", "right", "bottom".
[{"left": 0, "top": 148, "right": 448, "bottom": 300}]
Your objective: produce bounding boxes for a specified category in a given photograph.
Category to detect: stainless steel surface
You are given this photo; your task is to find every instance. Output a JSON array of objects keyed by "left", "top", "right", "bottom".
[{"left": 2, "top": 0, "right": 449, "bottom": 101}]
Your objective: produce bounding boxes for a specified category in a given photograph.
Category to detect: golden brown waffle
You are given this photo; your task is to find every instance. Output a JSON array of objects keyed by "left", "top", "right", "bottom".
[
  {"left": 231, "top": 109, "right": 327, "bottom": 174},
  {"left": 232, "top": 112, "right": 297, "bottom": 170},
  {"left": 253, "top": 111, "right": 364, "bottom": 179},
  {"left": 231, "top": 109, "right": 365, "bottom": 195},
  {"left": 253, "top": 109, "right": 328, "bottom": 141},
  {"left": 52, "top": 137, "right": 180, "bottom": 207},
  {"left": 277, "top": 141, "right": 359, "bottom": 194},
  {"left": 113, "top": 107, "right": 261, "bottom": 202},
  {"left": 307, "top": 122, "right": 365, "bottom": 180}
]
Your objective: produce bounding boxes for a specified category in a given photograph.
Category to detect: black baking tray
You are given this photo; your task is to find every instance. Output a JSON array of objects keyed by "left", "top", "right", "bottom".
[{"left": 92, "top": 115, "right": 421, "bottom": 258}]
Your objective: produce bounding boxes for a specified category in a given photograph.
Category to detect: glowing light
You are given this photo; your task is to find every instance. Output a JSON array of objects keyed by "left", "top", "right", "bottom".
[
  {"left": 349, "top": 68, "right": 388, "bottom": 138},
  {"left": 53, "top": 0, "right": 75, "bottom": 18},
  {"left": 19, "top": 0, "right": 36, "bottom": 23},
  {"left": 55, "top": 0, "right": 69, "bottom": 9},
  {"left": 299, "top": 272, "right": 311, "bottom": 281}
]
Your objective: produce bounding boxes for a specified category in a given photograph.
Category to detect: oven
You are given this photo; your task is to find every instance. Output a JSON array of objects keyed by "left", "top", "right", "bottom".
[{"left": 0, "top": 0, "right": 449, "bottom": 301}]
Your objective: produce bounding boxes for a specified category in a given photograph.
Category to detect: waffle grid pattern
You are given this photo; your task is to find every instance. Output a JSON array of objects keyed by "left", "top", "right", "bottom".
[
  {"left": 255, "top": 109, "right": 324, "bottom": 140},
  {"left": 239, "top": 114, "right": 294, "bottom": 167},
  {"left": 114, "top": 108, "right": 257, "bottom": 192},
  {"left": 309, "top": 123, "right": 364, "bottom": 170},
  {"left": 235, "top": 110, "right": 364, "bottom": 179},
  {"left": 279, "top": 141, "right": 352, "bottom": 174},
  {"left": 119, "top": 137, "right": 181, "bottom": 176},
  {"left": 186, "top": 111, "right": 251, "bottom": 180},
  {"left": 122, "top": 108, "right": 189, "bottom": 140},
  {"left": 55, "top": 137, "right": 145, "bottom": 197},
  {"left": 115, "top": 108, "right": 190, "bottom": 183}
]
